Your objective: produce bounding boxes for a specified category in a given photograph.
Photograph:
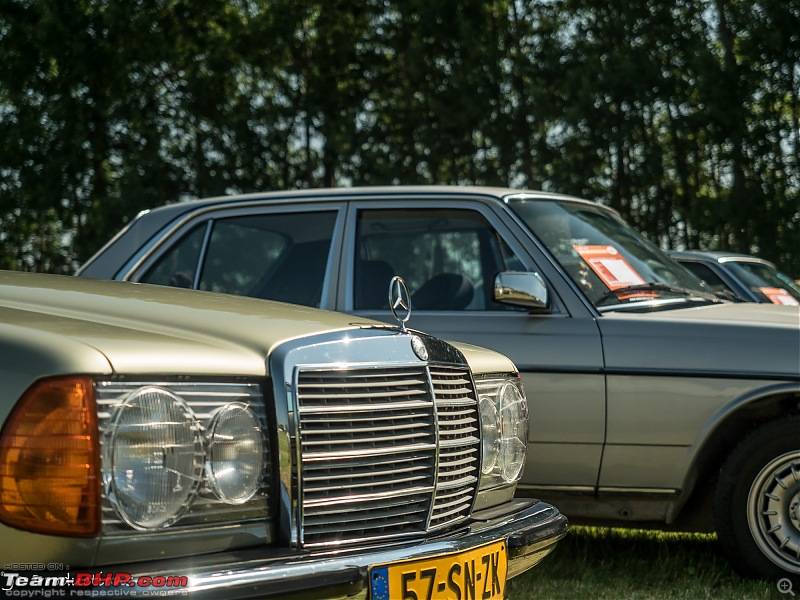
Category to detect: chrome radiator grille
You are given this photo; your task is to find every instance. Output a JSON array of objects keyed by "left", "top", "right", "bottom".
[{"left": 296, "top": 364, "right": 479, "bottom": 547}]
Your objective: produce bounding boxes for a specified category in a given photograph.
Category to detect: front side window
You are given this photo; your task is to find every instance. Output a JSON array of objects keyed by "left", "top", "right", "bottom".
[
  {"left": 354, "top": 208, "right": 525, "bottom": 311},
  {"left": 726, "top": 261, "right": 800, "bottom": 305},
  {"left": 198, "top": 217, "right": 289, "bottom": 296},
  {"left": 140, "top": 223, "right": 206, "bottom": 288},
  {"left": 141, "top": 211, "right": 337, "bottom": 307},
  {"left": 678, "top": 261, "right": 730, "bottom": 294}
]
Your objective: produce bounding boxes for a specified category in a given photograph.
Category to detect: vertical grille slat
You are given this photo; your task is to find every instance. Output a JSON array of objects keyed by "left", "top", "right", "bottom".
[
  {"left": 297, "top": 362, "right": 480, "bottom": 547},
  {"left": 429, "top": 366, "right": 481, "bottom": 530}
]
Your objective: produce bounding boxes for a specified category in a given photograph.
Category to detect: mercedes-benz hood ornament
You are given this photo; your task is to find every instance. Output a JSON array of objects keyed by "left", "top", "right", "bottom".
[{"left": 388, "top": 276, "right": 411, "bottom": 332}]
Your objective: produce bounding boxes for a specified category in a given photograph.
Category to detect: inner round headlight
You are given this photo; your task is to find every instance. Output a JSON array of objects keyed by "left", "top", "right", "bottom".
[
  {"left": 108, "top": 387, "right": 202, "bottom": 529},
  {"left": 498, "top": 381, "right": 528, "bottom": 483},
  {"left": 206, "top": 403, "right": 264, "bottom": 504},
  {"left": 478, "top": 396, "right": 500, "bottom": 475}
]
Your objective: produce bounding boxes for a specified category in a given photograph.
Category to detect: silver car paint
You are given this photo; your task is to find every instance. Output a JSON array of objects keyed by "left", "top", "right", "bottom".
[{"left": 77, "top": 187, "right": 800, "bottom": 525}]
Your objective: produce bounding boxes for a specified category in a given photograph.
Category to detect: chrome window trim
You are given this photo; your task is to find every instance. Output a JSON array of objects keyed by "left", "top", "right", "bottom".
[
  {"left": 499, "top": 194, "right": 606, "bottom": 317},
  {"left": 717, "top": 256, "right": 775, "bottom": 268},
  {"left": 673, "top": 257, "right": 748, "bottom": 299},
  {"left": 192, "top": 220, "right": 214, "bottom": 290}
]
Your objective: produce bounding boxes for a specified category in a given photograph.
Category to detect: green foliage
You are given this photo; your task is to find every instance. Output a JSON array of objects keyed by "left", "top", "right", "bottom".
[{"left": 1, "top": 0, "right": 797, "bottom": 275}]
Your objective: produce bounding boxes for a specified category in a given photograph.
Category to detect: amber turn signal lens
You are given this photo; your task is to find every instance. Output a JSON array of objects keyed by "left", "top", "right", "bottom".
[{"left": 0, "top": 376, "right": 99, "bottom": 536}]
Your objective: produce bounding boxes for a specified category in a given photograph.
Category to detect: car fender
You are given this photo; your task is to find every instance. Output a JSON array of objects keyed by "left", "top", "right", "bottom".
[{"left": 680, "top": 380, "right": 800, "bottom": 497}]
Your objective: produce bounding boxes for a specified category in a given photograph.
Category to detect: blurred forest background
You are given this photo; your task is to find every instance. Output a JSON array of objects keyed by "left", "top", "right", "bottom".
[{"left": 1, "top": 0, "right": 798, "bottom": 275}]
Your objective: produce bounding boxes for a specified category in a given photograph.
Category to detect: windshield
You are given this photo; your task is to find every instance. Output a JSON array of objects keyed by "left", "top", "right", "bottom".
[
  {"left": 726, "top": 261, "right": 800, "bottom": 305},
  {"left": 507, "top": 197, "right": 716, "bottom": 310}
]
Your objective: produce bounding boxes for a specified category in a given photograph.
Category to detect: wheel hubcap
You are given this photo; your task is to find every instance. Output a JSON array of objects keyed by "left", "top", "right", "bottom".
[{"left": 747, "top": 451, "right": 800, "bottom": 573}]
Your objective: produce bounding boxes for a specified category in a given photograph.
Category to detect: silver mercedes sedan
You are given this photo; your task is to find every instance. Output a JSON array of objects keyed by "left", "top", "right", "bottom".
[{"left": 79, "top": 185, "right": 800, "bottom": 579}]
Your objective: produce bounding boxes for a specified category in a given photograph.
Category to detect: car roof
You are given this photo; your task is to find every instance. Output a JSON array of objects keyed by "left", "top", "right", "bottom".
[
  {"left": 141, "top": 185, "right": 586, "bottom": 218},
  {"left": 79, "top": 186, "right": 599, "bottom": 276},
  {"left": 669, "top": 250, "right": 776, "bottom": 267}
]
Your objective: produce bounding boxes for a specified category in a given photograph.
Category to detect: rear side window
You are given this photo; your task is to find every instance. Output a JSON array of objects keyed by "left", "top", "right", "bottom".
[
  {"left": 678, "top": 261, "right": 729, "bottom": 294},
  {"left": 199, "top": 218, "right": 290, "bottom": 295},
  {"left": 140, "top": 211, "right": 337, "bottom": 308},
  {"left": 140, "top": 223, "right": 206, "bottom": 288}
]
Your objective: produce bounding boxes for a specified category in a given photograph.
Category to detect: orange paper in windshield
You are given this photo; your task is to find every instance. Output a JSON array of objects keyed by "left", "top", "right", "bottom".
[
  {"left": 573, "top": 245, "right": 649, "bottom": 294},
  {"left": 759, "top": 287, "right": 800, "bottom": 306}
]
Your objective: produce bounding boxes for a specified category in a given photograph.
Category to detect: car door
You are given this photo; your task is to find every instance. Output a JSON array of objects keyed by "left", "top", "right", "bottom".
[{"left": 338, "top": 197, "right": 606, "bottom": 492}]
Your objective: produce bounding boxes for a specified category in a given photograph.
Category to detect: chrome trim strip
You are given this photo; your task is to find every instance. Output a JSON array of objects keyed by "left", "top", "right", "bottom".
[
  {"left": 603, "top": 368, "right": 800, "bottom": 382},
  {"left": 598, "top": 487, "right": 681, "bottom": 496},
  {"left": 517, "top": 484, "right": 596, "bottom": 494},
  {"left": 302, "top": 443, "right": 437, "bottom": 461},
  {"left": 717, "top": 256, "right": 773, "bottom": 266},
  {"left": 596, "top": 297, "right": 714, "bottom": 312},
  {"left": 298, "top": 399, "right": 432, "bottom": 413},
  {"left": 517, "top": 484, "right": 681, "bottom": 496},
  {"left": 303, "top": 486, "right": 436, "bottom": 508}
]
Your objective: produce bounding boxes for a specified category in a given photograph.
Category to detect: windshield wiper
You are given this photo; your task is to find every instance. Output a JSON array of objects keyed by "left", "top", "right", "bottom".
[
  {"left": 713, "top": 289, "right": 743, "bottom": 302},
  {"left": 596, "top": 283, "right": 723, "bottom": 307}
]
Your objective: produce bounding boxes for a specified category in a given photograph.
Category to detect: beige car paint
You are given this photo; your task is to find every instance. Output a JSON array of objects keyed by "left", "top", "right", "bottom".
[
  {"left": 0, "top": 270, "right": 537, "bottom": 569},
  {"left": 0, "top": 272, "right": 514, "bottom": 380}
]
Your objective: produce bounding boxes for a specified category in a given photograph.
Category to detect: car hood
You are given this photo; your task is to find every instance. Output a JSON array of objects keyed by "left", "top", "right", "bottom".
[
  {"left": 0, "top": 271, "right": 370, "bottom": 377},
  {"left": 599, "top": 302, "right": 800, "bottom": 378}
]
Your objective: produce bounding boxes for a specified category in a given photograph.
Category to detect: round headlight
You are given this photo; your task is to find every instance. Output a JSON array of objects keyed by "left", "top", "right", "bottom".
[
  {"left": 206, "top": 403, "right": 264, "bottom": 504},
  {"left": 108, "top": 387, "right": 202, "bottom": 529},
  {"left": 478, "top": 396, "right": 500, "bottom": 475},
  {"left": 498, "top": 381, "right": 528, "bottom": 483}
]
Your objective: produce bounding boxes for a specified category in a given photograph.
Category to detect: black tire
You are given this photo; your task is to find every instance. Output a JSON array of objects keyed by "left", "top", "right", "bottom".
[{"left": 714, "top": 415, "right": 800, "bottom": 579}]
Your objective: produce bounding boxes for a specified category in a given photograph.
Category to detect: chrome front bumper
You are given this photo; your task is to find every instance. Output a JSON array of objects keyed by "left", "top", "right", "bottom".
[{"left": 106, "top": 499, "right": 567, "bottom": 599}]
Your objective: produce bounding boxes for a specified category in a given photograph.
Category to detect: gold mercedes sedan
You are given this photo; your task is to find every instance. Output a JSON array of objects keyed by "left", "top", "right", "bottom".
[{"left": 0, "top": 271, "right": 567, "bottom": 599}]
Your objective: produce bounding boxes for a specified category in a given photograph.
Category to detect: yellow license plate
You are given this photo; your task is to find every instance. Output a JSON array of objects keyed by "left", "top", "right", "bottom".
[{"left": 369, "top": 540, "right": 507, "bottom": 600}]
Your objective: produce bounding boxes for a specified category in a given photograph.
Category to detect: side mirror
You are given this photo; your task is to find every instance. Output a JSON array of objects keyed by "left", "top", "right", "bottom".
[{"left": 493, "top": 271, "right": 549, "bottom": 311}]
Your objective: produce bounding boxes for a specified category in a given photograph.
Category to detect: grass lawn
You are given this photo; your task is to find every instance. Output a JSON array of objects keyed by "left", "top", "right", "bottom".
[{"left": 507, "top": 526, "right": 776, "bottom": 599}]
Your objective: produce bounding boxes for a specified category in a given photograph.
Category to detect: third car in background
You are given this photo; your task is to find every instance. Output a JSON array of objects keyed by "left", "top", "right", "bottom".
[{"left": 670, "top": 250, "right": 800, "bottom": 305}]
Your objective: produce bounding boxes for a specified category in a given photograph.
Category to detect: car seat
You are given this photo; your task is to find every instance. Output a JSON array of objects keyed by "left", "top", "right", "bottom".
[
  {"left": 354, "top": 259, "right": 395, "bottom": 309},
  {"left": 412, "top": 273, "right": 474, "bottom": 310}
]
